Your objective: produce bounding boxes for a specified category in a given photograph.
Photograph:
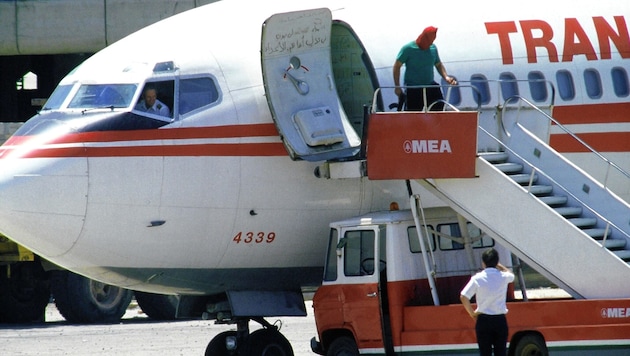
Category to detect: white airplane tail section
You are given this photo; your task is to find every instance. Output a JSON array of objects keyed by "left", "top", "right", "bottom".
[{"left": 418, "top": 113, "right": 630, "bottom": 299}]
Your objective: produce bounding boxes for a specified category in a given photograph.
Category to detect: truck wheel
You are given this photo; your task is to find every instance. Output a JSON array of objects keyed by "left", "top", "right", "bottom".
[
  {"left": 327, "top": 336, "right": 359, "bottom": 356},
  {"left": 50, "top": 270, "right": 132, "bottom": 323},
  {"left": 205, "top": 331, "right": 237, "bottom": 356},
  {"left": 134, "top": 291, "right": 178, "bottom": 320},
  {"left": 513, "top": 334, "right": 548, "bottom": 356},
  {"left": 0, "top": 261, "right": 50, "bottom": 323},
  {"left": 246, "top": 328, "right": 294, "bottom": 355}
]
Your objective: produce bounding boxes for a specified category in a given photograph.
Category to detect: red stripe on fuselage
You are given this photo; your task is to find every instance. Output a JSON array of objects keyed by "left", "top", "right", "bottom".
[
  {"left": 0, "top": 123, "right": 288, "bottom": 158},
  {"left": 3, "top": 123, "right": 280, "bottom": 146},
  {"left": 553, "top": 102, "right": 630, "bottom": 125},
  {"left": 9, "top": 143, "right": 287, "bottom": 158},
  {"left": 550, "top": 103, "right": 630, "bottom": 152},
  {"left": 550, "top": 132, "right": 630, "bottom": 152}
]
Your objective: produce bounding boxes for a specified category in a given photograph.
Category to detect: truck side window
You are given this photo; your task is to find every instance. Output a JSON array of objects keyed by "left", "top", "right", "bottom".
[
  {"left": 343, "top": 230, "right": 375, "bottom": 276},
  {"left": 323, "top": 228, "right": 339, "bottom": 281},
  {"left": 407, "top": 225, "right": 436, "bottom": 253},
  {"left": 438, "top": 223, "right": 494, "bottom": 250}
]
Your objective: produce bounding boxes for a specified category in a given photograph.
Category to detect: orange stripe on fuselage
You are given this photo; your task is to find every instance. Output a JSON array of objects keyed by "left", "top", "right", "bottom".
[
  {"left": 0, "top": 124, "right": 288, "bottom": 158},
  {"left": 3, "top": 123, "right": 280, "bottom": 146},
  {"left": 7, "top": 143, "right": 287, "bottom": 158},
  {"left": 550, "top": 132, "right": 630, "bottom": 152},
  {"left": 551, "top": 103, "right": 630, "bottom": 153},
  {"left": 553, "top": 102, "right": 630, "bottom": 125}
]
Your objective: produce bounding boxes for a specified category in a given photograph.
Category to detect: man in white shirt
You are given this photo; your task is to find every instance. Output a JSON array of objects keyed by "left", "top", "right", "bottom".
[
  {"left": 460, "top": 248, "right": 515, "bottom": 356},
  {"left": 135, "top": 86, "right": 170, "bottom": 117}
]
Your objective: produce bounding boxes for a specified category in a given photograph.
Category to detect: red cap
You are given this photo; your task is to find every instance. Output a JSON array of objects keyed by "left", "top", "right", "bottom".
[{"left": 416, "top": 26, "right": 438, "bottom": 50}]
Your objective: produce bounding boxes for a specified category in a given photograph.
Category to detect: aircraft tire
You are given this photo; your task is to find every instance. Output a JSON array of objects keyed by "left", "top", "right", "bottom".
[
  {"left": 512, "top": 333, "right": 548, "bottom": 356},
  {"left": 0, "top": 261, "right": 50, "bottom": 323},
  {"left": 50, "top": 270, "right": 132, "bottom": 323},
  {"left": 134, "top": 291, "right": 178, "bottom": 320},
  {"left": 326, "top": 336, "right": 359, "bottom": 356},
  {"left": 205, "top": 330, "right": 237, "bottom": 356},
  {"left": 246, "top": 328, "right": 294, "bottom": 356}
]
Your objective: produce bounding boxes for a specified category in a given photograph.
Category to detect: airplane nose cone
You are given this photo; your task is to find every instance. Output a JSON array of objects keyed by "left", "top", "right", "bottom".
[{"left": 0, "top": 144, "right": 88, "bottom": 260}]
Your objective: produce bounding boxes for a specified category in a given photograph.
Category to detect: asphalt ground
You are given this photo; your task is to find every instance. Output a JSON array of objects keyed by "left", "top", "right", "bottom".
[
  {"left": 0, "top": 300, "right": 317, "bottom": 356},
  {"left": 0, "top": 289, "right": 568, "bottom": 356}
]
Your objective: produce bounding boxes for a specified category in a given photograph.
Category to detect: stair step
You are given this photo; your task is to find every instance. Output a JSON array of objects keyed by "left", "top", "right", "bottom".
[
  {"left": 583, "top": 228, "right": 611, "bottom": 239},
  {"left": 511, "top": 173, "right": 538, "bottom": 185},
  {"left": 529, "top": 185, "right": 553, "bottom": 196},
  {"left": 613, "top": 250, "right": 630, "bottom": 261},
  {"left": 569, "top": 217, "right": 598, "bottom": 228},
  {"left": 539, "top": 195, "right": 568, "bottom": 206},
  {"left": 602, "top": 239, "right": 627, "bottom": 249},
  {"left": 554, "top": 206, "right": 583, "bottom": 217},
  {"left": 495, "top": 163, "right": 523, "bottom": 174},
  {"left": 479, "top": 152, "right": 508, "bottom": 163}
]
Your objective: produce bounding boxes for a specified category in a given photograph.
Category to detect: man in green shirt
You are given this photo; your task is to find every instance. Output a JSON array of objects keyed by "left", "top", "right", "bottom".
[{"left": 393, "top": 26, "right": 457, "bottom": 111}]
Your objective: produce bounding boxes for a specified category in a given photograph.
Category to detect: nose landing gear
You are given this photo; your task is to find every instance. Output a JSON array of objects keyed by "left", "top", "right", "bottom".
[{"left": 205, "top": 317, "right": 294, "bottom": 356}]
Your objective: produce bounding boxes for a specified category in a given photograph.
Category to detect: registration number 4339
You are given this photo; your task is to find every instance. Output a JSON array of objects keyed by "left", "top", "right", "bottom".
[{"left": 233, "top": 231, "right": 276, "bottom": 244}]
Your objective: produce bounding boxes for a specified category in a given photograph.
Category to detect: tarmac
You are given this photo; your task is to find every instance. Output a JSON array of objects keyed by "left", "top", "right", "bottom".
[
  {"left": 0, "top": 289, "right": 569, "bottom": 356},
  {"left": 0, "top": 301, "right": 317, "bottom": 356}
]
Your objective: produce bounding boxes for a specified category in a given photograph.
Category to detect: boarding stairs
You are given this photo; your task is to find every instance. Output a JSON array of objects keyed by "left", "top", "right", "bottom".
[{"left": 417, "top": 98, "right": 630, "bottom": 299}]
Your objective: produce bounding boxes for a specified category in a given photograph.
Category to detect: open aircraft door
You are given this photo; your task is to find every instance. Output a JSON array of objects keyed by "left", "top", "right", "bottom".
[{"left": 262, "top": 8, "right": 361, "bottom": 162}]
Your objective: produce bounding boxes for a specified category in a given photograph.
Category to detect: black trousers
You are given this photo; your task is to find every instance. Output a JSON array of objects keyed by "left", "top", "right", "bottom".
[
  {"left": 405, "top": 83, "right": 445, "bottom": 111},
  {"left": 475, "top": 314, "right": 508, "bottom": 356}
]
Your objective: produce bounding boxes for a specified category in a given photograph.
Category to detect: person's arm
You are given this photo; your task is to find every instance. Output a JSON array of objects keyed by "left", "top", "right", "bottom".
[
  {"left": 393, "top": 60, "right": 403, "bottom": 97},
  {"left": 496, "top": 263, "right": 511, "bottom": 273},
  {"left": 460, "top": 294, "right": 479, "bottom": 320},
  {"left": 435, "top": 62, "right": 457, "bottom": 85}
]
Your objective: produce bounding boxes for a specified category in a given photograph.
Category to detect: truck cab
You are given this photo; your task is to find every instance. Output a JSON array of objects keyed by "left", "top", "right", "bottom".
[{"left": 312, "top": 206, "right": 506, "bottom": 354}]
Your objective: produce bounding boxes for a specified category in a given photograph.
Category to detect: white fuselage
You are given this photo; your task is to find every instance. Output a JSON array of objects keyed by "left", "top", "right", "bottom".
[{"left": 0, "top": 0, "right": 627, "bottom": 295}]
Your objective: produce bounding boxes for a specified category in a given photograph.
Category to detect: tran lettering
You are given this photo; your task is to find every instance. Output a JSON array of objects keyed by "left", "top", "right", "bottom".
[{"left": 486, "top": 16, "right": 630, "bottom": 64}]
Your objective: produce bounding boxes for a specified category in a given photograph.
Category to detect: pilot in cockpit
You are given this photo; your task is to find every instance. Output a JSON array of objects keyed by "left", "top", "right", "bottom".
[{"left": 135, "top": 85, "right": 171, "bottom": 117}]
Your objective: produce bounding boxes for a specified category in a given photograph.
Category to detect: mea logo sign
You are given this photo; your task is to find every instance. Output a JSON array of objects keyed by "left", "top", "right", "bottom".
[
  {"left": 601, "top": 307, "right": 630, "bottom": 318},
  {"left": 404, "top": 140, "right": 452, "bottom": 154}
]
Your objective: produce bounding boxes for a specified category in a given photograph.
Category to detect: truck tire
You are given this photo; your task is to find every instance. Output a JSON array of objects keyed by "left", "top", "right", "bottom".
[
  {"left": 512, "top": 333, "right": 548, "bottom": 356},
  {"left": 50, "top": 270, "right": 132, "bottom": 323},
  {"left": 134, "top": 291, "right": 178, "bottom": 320},
  {"left": 0, "top": 261, "right": 50, "bottom": 323},
  {"left": 327, "top": 336, "right": 359, "bottom": 356}
]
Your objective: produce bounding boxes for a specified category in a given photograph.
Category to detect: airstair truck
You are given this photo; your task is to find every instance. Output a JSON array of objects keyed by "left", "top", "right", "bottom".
[
  {"left": 310, "top": 205, "right": 630, "bottom": 356},
  {"left": 310, "top": 110, "right": 630, "bottom": 356}
]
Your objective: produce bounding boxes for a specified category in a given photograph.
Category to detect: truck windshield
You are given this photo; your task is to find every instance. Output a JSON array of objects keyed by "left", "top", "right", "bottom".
[{"left": 67, "top": 84, "right": 138, "bottom": 109}]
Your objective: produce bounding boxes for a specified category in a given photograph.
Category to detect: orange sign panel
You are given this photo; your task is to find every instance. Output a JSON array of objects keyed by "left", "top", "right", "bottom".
[{"left": 367, "top": 111, "right": 478, "bottom": 179}]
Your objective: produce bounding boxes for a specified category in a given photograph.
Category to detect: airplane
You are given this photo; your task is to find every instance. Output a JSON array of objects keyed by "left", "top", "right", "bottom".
[{"left": 0, "top": 0, "right": 628, "bottom": 353}]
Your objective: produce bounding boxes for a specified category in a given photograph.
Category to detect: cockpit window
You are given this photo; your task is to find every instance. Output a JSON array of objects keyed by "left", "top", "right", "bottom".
[
  {"left": 42, "top": 84, "right": 73, "bottom": 110},
  {"left": 68, "top": 84, "right": 137, "bottom": 109},
  {"left": 135, "top": 81, "right": 174, "bottom": 119},
  {"left": 179, "top": 77, "right": 219, "bottom": 115}
]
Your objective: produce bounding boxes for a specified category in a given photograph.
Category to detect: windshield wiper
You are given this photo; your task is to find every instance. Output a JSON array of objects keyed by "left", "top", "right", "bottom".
[{"left": 81, "top": 105, "right": 118, "bottom": 115}]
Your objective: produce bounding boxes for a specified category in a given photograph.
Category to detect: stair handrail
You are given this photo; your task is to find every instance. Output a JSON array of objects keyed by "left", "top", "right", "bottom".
[
  {"left": 371, "top": 84, "right": 481, "bottom": 113},
  {"left": 453, "top": 78, "right": 556, "bottom": 110},
  {"left": 478, "top": 124, "right": 630, "bottom": 245},
  {"left": 410, "top": 194, "right": 440, "bottom": 306},
  {"left": 500, "top": 95, "right": 630, "bottom": 191}
]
